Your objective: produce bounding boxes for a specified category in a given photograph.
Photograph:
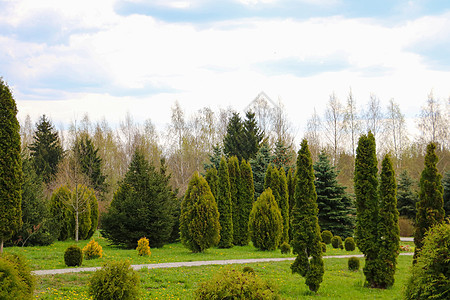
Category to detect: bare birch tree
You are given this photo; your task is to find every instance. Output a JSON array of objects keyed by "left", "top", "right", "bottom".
[
  {"left": 344, "top": 89, "right": 361, "bottom": 157},
  {"left": 324, "top": 93, "right": 346, "bottom": 165},
  {"left": 417, "top": 91, "right": 449, "bottom": 149}
]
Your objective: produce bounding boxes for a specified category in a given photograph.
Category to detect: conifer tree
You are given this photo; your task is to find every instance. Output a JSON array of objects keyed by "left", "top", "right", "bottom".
[
  {"left": 291, "top": 139, "right": 324, "bottom": 292},
  {"left": 314, "top": 152, "right": 354, "bottom": 238},
  {"left": 241, "top": 111, "right": 263, "bottom": 161},
  {"left": 217, "top": 157, "right": 233, "bottom": 248},
  {"left": 414, "top": 143, "right": 444, "bottom": 261},
  {"left": 278, "top": 167, "right": 290, "bottom": 244},
  {"left": 272, "top": 139, "right": 294, "bottom": 171},
  {"left": 223, "top": 113, "right": 244, "bottom": 160},
  {"left": 0, "top": 78, "right": 23, "bottom": 253},
  {"left": 228, "top": 156, "right": 241, "bottom": 244},
  {"left": 377, "top": 154, "right": 400, "bottom": 288},
  {"left": 204, "top": 145, "right": 222, "bottom": 171},
  {"left": 264, "top": 164, "right": 281, "bottom": 208},
  {"left": 397, "top": 170, "right": 418, "bottom": 220},
  {"left": 180, "top": 172, "right": 220, "bottom": 253},
  {"left": 287, "top": 168, "right": 297, "bottom": 242},
  {"left": 235, "top": 159, "right": 254, "bottom": 246},
  {"left": 250, "top": 142, "right": 272, "bottom": 200},
  {"left": 205, "top": 167, "right": 218, "bottom": 199},
  {"left": 442, "top": 171, "right": 450, "bottom": 217},
  {"left": 29, "top": 115, "right": 64, "bottom": 184}
]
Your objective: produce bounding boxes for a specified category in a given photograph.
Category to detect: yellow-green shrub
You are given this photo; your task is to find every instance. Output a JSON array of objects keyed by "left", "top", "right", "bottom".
[
  {"left": 136, "top": 237, "right": 151, "bottom": 256},
  {"left": 83, "top": 239, "right": 103, "bottom": 260}
]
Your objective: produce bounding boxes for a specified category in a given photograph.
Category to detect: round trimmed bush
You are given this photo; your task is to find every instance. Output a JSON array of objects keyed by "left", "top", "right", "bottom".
[
  {"left": 280, "top": 242, "right": 291, "bottom": 254},
  {"left": 89, "top": 260, "right": 140, "bottom": 300},
  {"left": 321, "top": 230, "right": 333, "bottom": 244},
  {"left": 243, "top": 266, "right": 255, "bottom": 274},
  {"left": 321, "top": 242, "right": 327, "bottom": 253},
  {"left": 65, "top": 245, "right": 83, "bottom": 267},
  {"left": 0, "top": 254, "right": 35, "bottom": 299},
  {"left": 136, "top": 237, "right": 151, "bottom": 256},
  {"left": 195, "top": 269, "right": 279, "bottom": 299},
  {"left": 348, "top": 257, "right": 360, "bottom": 271},
  {"left": 331, "top": 236, "right": 342, "bottom": 249},
  {"left": 83, "top": 239, "right": 103, "bottom": 260},
  {"left": 344, "top": 237, "right": 356, "bottom": 251}
]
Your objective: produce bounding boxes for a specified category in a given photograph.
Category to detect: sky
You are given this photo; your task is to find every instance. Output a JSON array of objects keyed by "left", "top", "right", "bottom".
[{"left": 1, "top": 0, "right": 449, "bottom": 139}]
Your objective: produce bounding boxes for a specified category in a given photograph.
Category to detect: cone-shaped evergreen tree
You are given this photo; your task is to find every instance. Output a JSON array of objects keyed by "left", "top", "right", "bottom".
[
  {"left": 180, "top": 172, "right": 220, "bottom": 253},
  {"left": 0, "top": 78, "right": 23, "bottom": 253},
  {"left": 217, "top": 157, "right": 233, "bottom": 248},
  {"left": 248, "top": 188, "right": 283, "bottom": 251},
  {"left": 378, "top": 154, "right": 400, "bottom": 288},
  {"left": 242, "top": 111, "right": 263, "bottom": 161},
  {"left": 264, "top": 164, "right": 281, "bottom": 208},
  {"left": 397, "top": 170, "right": 419, "bottom": 220},
  {"left": 314, "top": 152, "right": 354, "bottom": 238},
  {"left": 287, "top": 168, "right": 296, "bottom": 242},
  {"left": 291, "top": 139, "right": 324, "bottom": 292},
  {"left": 442, "top": 171, "right": 450, "bottom": 218},
  {"left": 354, "top": 132, "right": 380, "bottom": 288},
  {"left": 204, "top": 144, "right": 222, "bottom": 171},
  {"left": 250, "top": 142, "right": 273, "bottom": 200},
  {"left": 235, "top": 159, "right": 254, "bottom": 246},
  {"left": 272, "top": 139, "right": 294, "bottom": 171},
  {"left": 228, "top": 156, "right": 241, "bottom": 245},
  {"left": 223, "top": 113, "right": 244, "bottom": 160},
  {"left": 205, "top": 167, "right": 218, "bottom": 199},
  {"left": 278, "top": 167, "right": 290, "bottom": 244},
  {"left": 414, "top": 143, "right": 444, "bottom": 261}
]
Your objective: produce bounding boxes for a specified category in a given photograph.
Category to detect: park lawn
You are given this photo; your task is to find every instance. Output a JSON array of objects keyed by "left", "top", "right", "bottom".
[{"left": 35, "top": 254, "right": 413, "bottom": 299}]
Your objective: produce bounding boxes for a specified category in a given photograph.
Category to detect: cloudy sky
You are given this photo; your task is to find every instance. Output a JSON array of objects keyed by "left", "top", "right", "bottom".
[{"left": 1, "top": 0, "right": 449, "bottom": 138}]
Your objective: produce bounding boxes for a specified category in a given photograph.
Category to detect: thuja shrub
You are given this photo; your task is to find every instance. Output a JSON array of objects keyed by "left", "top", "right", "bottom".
[
  {"left": 194, "top": 269, "right": 280, "bottom": 300},
  {"left": 321, "top": 242, "right": 327, "bottom": 253},
  {"left": 136, "top": 237, "right": 151, "bottom": 256},
  {"left": 348, "top": 257, "right": 360, "bottom": 271},
  {"left": 280, "top": 242, "right": 291, "bottom": 254},
  {"left": 83, "top": 239, "right": 103, "bottom": 260},
  {"left": 331, "top": 236, "right": 343, "bottom": 249},
  {"left": 64, "top": 245, "right": 83, "bottom": 267},
  {"left": 344, "top": 237, "right": 356, "bottom": 251},
  {"left": 0, "top": 254, "right": 35, "bottom": 299},
  {"left": 89, "top": 260, "right": 140, "bottom": 300},
  {"left": 321, "top": 230, "right": 333, "bottom": 244}
]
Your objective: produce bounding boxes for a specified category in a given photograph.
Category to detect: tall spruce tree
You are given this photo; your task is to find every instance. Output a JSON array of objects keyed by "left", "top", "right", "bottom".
[
  {"left": 217, "top": 157, "right": 233, "bottom": 248},
  {"left": 205, "top": 167, "right": 218, "bottom": 199},
  {"left": 235, "top": 159, "right": 254, "bottom": 246},
  {"left": 228, "top": 156, "right": 241, "bottom": 245},
  {"left": 377, "top": 154, "right": 400, "bottom": 288},
  {"left": 180, "top": 172, "right": 220, "bottom": 253},
  {"left": 414, "top": 143, "right": 445, "bottom": 261},
  {"left": 29, "top": 115, "right": 64, "bottom": 184},
  {"left": 241, "top": 111, "right": 263, "bottom": 161},
  {"left": 0, "top": 78, "right": 23, "bottom": 253},
  {"left": 314, "top": 152, "right": 354, "bottom": 238},
  {"left": 442, "top": 170, "right": 450, "bottom": 217},
  {"left": 223, "top": 113, "right": 244, "bottom": 160},
  {"left": 250, "top": 142, "right": 273, "bottom": 200},
  {"left": 272, "top": 139, "right": 294, "bottom": 171},
  {"left": 397, "top": 170, "right": 418, "bottom": 220},
  {"left": 291, "top": 139, "right": 324, "bottom": 292},
  {"left": 278, "top": 167, "right": 290, "bottom": 244},
  {"left": 204, "top": 144, "right": 222, "bottom": 171}
]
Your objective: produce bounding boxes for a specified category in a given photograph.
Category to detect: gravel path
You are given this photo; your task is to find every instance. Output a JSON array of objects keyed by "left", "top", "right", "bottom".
[{"left": 32, "top": 252, "right": 414, "bottom": 276}]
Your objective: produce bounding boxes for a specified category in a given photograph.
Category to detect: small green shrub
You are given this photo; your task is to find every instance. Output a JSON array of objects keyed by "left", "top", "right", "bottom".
[
  {"left": 348, "top": 257, "right": 360, "bottom": 271},
  {"left": 243, "top": 266, "right": 255, "bottom": 274},
  {"left": 321, "top": 242, "right": 327, "bottom": 253},
  {"left": 0, "top": 254, "right": 35, "bottom": 299},
  {"left": 331, "top": 235, "right": 342, "bottom": 249},
  {"left": 321, "top": 230, "right": 333, "bottom": 244},
  {"left": 136, "top": 237, "right": 151, "bottom": 256},
  {"left": 344, "top": 237, "right": 356, "bottom": 251},
  {"left": 83, "top": 239, "right": 103, "bottom": 260},
  {"left": 64, "top": 245, "right": 83, "bottom": 267},
  {"left": 89, "top": 260, "right": 140, "bottom": 300},
  {"left": 195, "top": 269, "right": 279, "bottom": 299},
  {"left": 279, "top": 242, "right": 291, "bottom": 254}
]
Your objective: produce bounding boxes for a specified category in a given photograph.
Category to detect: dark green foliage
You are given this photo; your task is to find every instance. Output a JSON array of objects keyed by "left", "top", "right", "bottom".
[
  {"left": 287, "top": 168, "right": 296, "bottom": 242},
  {"left": 248, "top": 188, "right": 283, "bottom": 251},
  {"left": 203, "top": 144, "right": 222, "bottom": 171},
  {"left": 204, "top": 167, "right": 218, "bottom": 199},
  {"left": 414, "top": 143, "right": 445, "bottom": 261},
  {"left": 272, "top": 139, "right": 293, "bottom": 171},
  {"left": 348, "top": 257, "right": 360, "bottom": 271},
  {"left": 87, "top": 187, "right": 99, "bottom": 239},
  {"left": 280, "top": 242, "right": 291, "bottom": 254},
  {"left": 89, "top": 260, "right": 140, "bottom": 300},
  {"left": 321, "top": 242, "right": 327, "bottom": 253},
  {"left": 344, "top": 237, "right": 356, "bottom": 251},
  {"left": 354, "top": 132, "right": 380, "bottom": 287},
  {"left": 223, "top": 112, "right": 244, "bottom": 160},
  {"left": 442, "top": 171, "right": 450, "bottom": 218},
  {"left": 228, "top": 156, "right": 241, "bottom": 245},
  {"left": 331, "top": 236, "right": 343, "bottom": 249},
  {"left": 314, "top": 152, "right": 354, "bottom": 239},
  {"left": 180, "top": 172, "right": 220, "bottom": 253},
  {"left": 321, "top": 230, "right": 333, "bottom": 244},
  {"left": 194, "top": 269, "right": 279, "bottom": 300},
  {"left": 264, "top": 164, "right": 281, "bottom": 205},
  {"left": 250, "top": 142, "right": 273, "bottom": 200},
  {"left": 378, "top": 155, "right": 400, "bottom": 288},
  {"left": 242, "top": 266, "right": 255, "bottom": 275},
  {"left": 397, "top": 170, "right": 418, "bottom": 220},
  {"left": 405, "top": 221, "right": 450, "bottom": 300},
  {"left": 49, "top": 186, "right": 73, "bottom": 241},
  {"left": 279, "top": 168, "right": 290, "bottom": 243},
  {"left": 64, "top": 245, "right": 83, "bottom": 267},
  {"left": 74, "top": 135, "right": 107, "bottom": 194},
  {"left": 0, "top": 254, "right": 35, "bottom": 299},
  {"left": 242, "top": 111, "right": 263, "bottom": 161},
  {"left": 0, "top": 78, "right": 22, "bottom": 251},
  {"left": 216, "top": 157, "right": 233, "bottom": 248},
  {"left": 101, "top": 150, "right": 177, "bottom": 248},
  {"left": 29, "top": 115, "right": 63, "bottom": 184},
  {"left": 291, "top": 139, "right": 324, "bottom": 292},
  {"left": 235, "top": 159, "right": 254, "bottom": 246}
]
